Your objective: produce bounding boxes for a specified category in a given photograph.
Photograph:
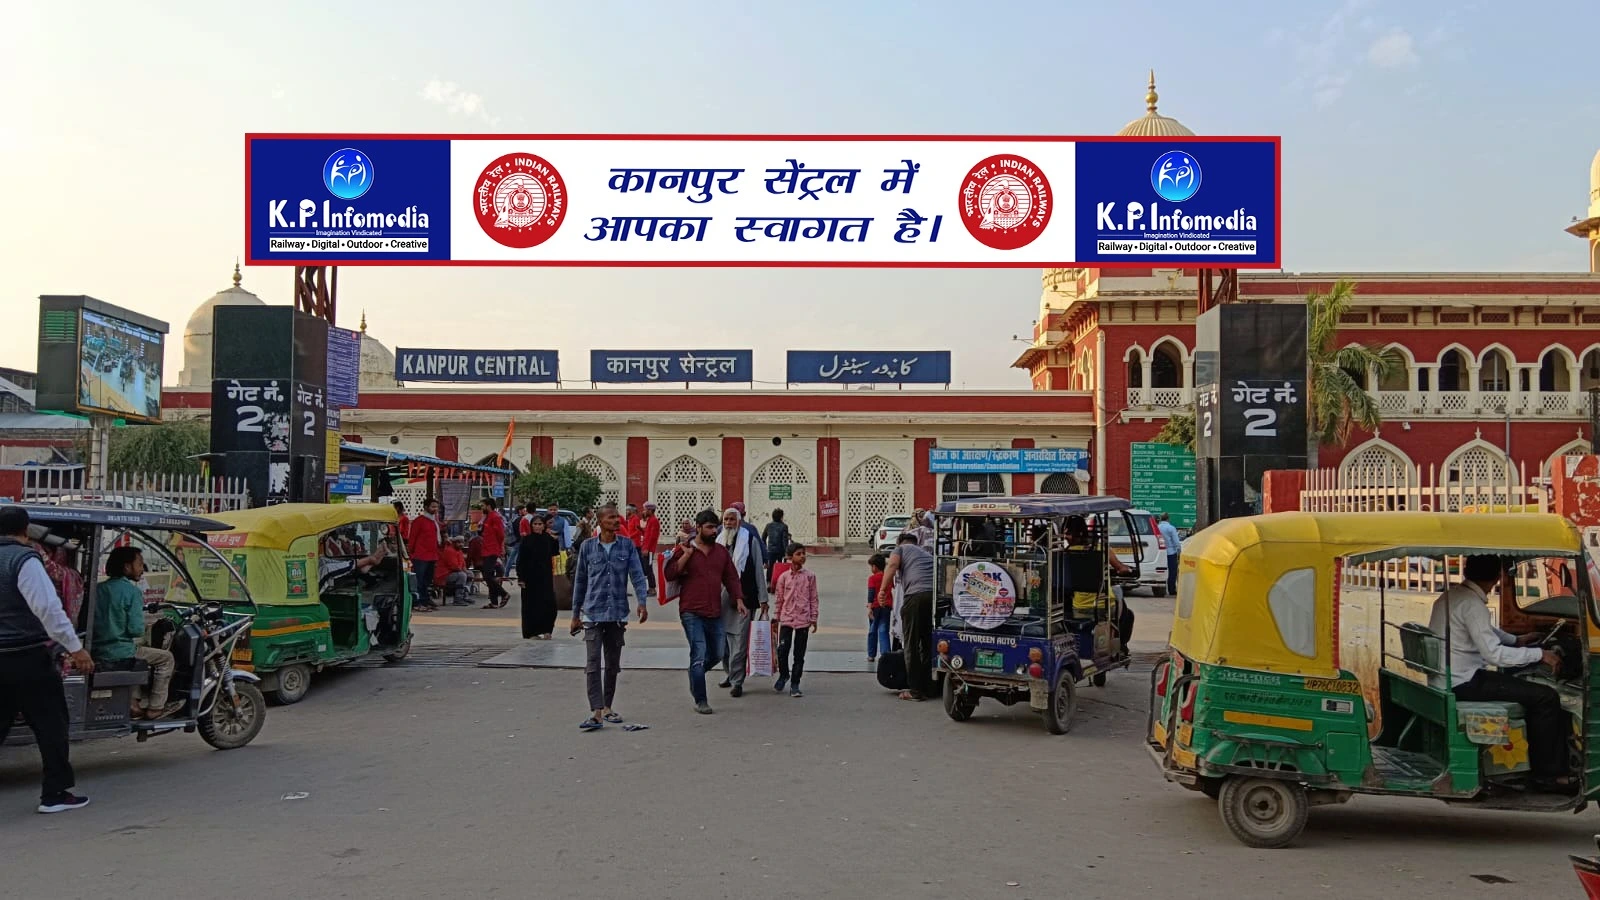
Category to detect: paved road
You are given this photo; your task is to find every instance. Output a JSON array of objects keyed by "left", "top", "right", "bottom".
[{"left": 3, "top": 661, "right": 1593, "bottom": 898}]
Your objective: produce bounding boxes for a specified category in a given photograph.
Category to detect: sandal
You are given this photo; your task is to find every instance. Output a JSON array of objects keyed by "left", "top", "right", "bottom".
[
  {"left": 897, "top": 690, "right": 926, "bottom": 701},
  {"left": 578, "top": 717, "right": 603, "bottom": 731},
  {"left": 603, "top": 712, "right": 623, "bottom": 724}
]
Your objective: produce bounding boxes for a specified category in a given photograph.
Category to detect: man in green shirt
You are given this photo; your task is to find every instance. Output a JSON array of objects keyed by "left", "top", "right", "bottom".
[{"left": 93, "top": 547, "right": 178, "bottom": 719}]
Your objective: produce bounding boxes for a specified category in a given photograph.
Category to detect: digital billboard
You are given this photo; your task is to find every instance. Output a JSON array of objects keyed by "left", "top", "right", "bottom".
[{"left": 36, "top": 296, "right": 169, "bottom": 423}]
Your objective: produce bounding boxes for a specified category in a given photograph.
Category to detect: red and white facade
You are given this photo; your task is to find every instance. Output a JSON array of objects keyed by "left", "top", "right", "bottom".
[
  {"left": 163, "top": 387, "right": 1093, "bottom": 547},
  {"left": 1013, "top": 267, "right": 1600, "bottom": 500}
]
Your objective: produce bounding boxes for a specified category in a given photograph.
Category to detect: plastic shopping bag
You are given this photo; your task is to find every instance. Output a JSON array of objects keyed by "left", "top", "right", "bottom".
[{"left": 747, "top": 614, "right": 774, "bottom": 677}]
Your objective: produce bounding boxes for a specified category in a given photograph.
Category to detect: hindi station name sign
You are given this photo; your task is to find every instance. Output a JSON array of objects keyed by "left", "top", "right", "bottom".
[
  {"left": 591, "top": 349, "right": 752, "bottom": 383},
  {"left": 246, "top": 135, "right": 1279, "bottom": 268}
]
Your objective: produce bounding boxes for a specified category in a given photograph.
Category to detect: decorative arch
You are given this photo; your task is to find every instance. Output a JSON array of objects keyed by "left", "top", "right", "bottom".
[
  {"left": 1538, "top": 345, "right": 1578, "bottom": 393},
  {"left": 1543, "top": 438, "right": 1594, "bottom": 480},
  {"left": 1149, "top": 337, "right": 1186, "bottom": 389},
  {"left": 1441, "top": 439, "right": 1517, "bottom": 510},
  {"left": 474, "top": 454, "right": 522, "bottom": 475},
  {"left": 1039, "top": 472, "right": 1082, "bottom": 494},
  {"left": 1376, "top": 343, "right": 1413, "bottom": 392},
  {"left": 844, "top": 455, "right": 908, "bottom": 542},
  {"left": 573, "top": 454, "right": 623, "bottom": 508},
  {"left": 1476, "top": 342, "right": 1516, "bottom": 367},
  {"left": 1436, "top": 343, "right": 1472, "bottom": 392},
  {"left": 1122, "top": 342, "right": 1146, "bottom": 362},
  {"left": 1436, "top": 342, "right": 1474, "bottom": 365},
  {"left": 1338, "top": 437, "right": 1414, "bottom": 486},
  {"left": 651, "top": 455, "right": 718, "bottom": 532},
  {"left": 1579, "top": 346, "right": 1600, "bottom": 391}
]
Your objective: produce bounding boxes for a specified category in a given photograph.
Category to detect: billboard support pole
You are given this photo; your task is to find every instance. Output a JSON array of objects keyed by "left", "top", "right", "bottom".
[{"left": 88, "top": 414, "right": 112, "bottom": 490}]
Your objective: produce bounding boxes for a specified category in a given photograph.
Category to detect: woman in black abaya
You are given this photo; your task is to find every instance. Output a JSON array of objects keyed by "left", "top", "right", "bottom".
[{"left": 516, "top": 515, "right": 560, "bottom": 639}]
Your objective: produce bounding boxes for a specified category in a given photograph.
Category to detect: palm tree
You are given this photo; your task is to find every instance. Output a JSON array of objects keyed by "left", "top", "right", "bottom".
[{"left": 1153, "top": 279, "right": 1399, "bottom": 464}]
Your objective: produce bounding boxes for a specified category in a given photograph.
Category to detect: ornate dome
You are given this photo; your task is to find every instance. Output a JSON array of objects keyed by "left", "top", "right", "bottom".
[
  {"left": 356, "top": 311, "right": 401, "bottom": 389},
  {"left": 1589, "top": 148, "right": 1600, "bottom": 213},
  {"left": 179, "top": 263, "right": 265, "bottom": 386},
  {"left": 1117, "top": 71, "right": 1195, "bottom": 137}
]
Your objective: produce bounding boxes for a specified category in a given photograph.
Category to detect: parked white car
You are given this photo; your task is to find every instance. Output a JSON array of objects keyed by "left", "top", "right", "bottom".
[
  {"left": 1107, "top": 507, "right": 1169, "bottom": 597},
  {"left": 875, "top": 514, "right": 911, "bottom": 552},
  {"left": 36, "top": 492, "right": 197, "bottom": 516}
]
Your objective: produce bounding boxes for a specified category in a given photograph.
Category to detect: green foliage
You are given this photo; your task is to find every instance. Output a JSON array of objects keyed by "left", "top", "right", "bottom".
[
  {"left": 107, "top": 419, "right": 209, "bottom": 477},
  {"left": 1154, "top": 414, "right": 1196, "bottom": 452},
  {"left": 512, "top": 461, "right": 602, "bottom": 512},
  {"left": 1307, "top": 280, "right": 1402, "bottom": 447}
]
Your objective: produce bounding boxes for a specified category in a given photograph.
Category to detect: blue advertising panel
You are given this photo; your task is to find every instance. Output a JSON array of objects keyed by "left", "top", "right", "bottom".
[
  {"left": 247, "top": 138, "right": 451, "bottom": 263},
  {"left": 329, "top": 464, "right": 366, "bottom": 495},
  {"left": 786, "top": 350, "right": 950, "bottom": 384},
  {"left": 326, "top": 325, "right": 361, "bottom": 408},
  {"left": 1074, "top": 139, "right": 1277, "bottom": 267},
  {"left": 591, "top": 350, "right": 753, "bottom": 383},
  {"left": 395, "top": 349, "right": 559, "bottom": 383},
  {"left": 929, "top": 448, "right": 1089, "bottom": 474}
]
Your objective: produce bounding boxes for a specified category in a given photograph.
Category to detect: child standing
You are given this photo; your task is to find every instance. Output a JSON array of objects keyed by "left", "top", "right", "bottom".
[
  {"left": 866, "top": 553, "right": 890, "bottom": 663},
  {"left": 772, "top": 544, "right": 818, "bottom": 697}
]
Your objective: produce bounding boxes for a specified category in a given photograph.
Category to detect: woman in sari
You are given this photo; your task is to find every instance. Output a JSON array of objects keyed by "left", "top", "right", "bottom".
[{"left": 516, "top": 515, "right": 560, "bottom": 639}]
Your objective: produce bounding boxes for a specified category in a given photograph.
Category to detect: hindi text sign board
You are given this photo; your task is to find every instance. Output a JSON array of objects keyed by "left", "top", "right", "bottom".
[
  {"left": 246, "top": 135, "right": 1279, "bottom": 267},
  {"left": 929, "top": 447, "right": 1088, "bottom": 474},
  {"left": 396, "top": 348, "right": 559, "bottom": 384},
  {"left": 787, "top": 350, "right": 950, "bottom": 384},
  {"left": 591, "top": 350, "right": 753, "bottom": 383},
  {"left": 1129, "top": 442, "right": 1196, "bottom": 530}
]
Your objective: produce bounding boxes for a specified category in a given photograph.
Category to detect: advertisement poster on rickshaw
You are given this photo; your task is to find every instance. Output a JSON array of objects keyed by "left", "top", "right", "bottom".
[
  {"left": 285, "top": 556, "right": 310, "bottom": 598},
  {"left": 953, "top": 561, "right": 1016, "bottom": 630}
]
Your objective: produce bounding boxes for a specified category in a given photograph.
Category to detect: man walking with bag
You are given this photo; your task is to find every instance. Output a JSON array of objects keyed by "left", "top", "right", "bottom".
[
  {"left": 570, "top": 504, "right": 649, "bottom": 731},
  {"left": 665, "top": 510, "right": 743, "bottom": 714},
  {"left": 716, "top": 507, "right": 767, "bottom": 698}
]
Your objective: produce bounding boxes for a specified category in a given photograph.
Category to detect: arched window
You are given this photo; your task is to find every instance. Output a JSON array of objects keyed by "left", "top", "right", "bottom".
[
  {"left": 1581, "top": 348, "right": 1600, "bottom": 392},
  {"left": 1338, "top": 439, "right": 1412, "bottom": 486},
  {"left": 1437, "top": 348, "right": 1467, "bottom": 392},
  {"left": 940, "top": 473, "right": 1005, "bottom": 502},
  {"left": 1479, "top": 348, "right": 1512, "bottom": 393},
  {"left": 1443, "top": 441, "right": 1516, "bottom": 511},
  {"left": 1539, "top": 349, "right": 1572, "bottom": 393},
  {"left": 1150, "top": 342, "right": 1183, "bottom": 389},
  {"left": 845, "top": 456, "right": 908, "bottom": 542},
  {"left": 573, "top": 454, "right": 623, "bottom": 509},
  {"left": 1126, "top": 348, "right": 1144, "bottom": 389},
  {"left": 1039, "top": 472, "right": 1081, "bottom": 495},
  {"left": 651, "top": 456, "right": 718, "bottom": 532},
  {"left": 1377, "top": 346, "right": 1410, "bottom": 392}
]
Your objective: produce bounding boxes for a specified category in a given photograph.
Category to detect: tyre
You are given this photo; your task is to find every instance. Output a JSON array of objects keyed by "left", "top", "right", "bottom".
[
  {"left": 198, "top": 683, "right": 266, "bottom": 750},
  {"left": 1044, "top": 670, "right": 1078, "bottom": 735},
  {"left": 1200, "top": 779, "right": 1222, "bottom": 800},
  {"left": 1091, "top": 672, "right": 1108, "bottom": 688},
  {"left": 1151, "top": 586, "right": 1168, "bottom": 599},
  {"left": 942, "top": 676, "right": 976, "bottom": 722},
  {"left": 268, "top": 663, "right": 311, "bottom": 705},
  {"left": 1218, "top": 777, "right": 1309, "bottom": 849},
  {"left": 383, "top": 638, "right": 412, "bottom": 663}
]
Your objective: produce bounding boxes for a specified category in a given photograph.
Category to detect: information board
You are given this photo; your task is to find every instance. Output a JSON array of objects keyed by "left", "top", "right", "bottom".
[{"left": 1129, "top": 442, "right": 1196, "bottom": 530}]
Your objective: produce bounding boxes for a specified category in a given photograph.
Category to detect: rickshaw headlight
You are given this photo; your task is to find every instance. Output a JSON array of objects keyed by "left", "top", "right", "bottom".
[
  {"left": 1028, "top": 663, "right": 1044, "bottom": 679},
  {"left": 1027, "top": 647, "right": 1043, "bottom": 663},
  {"left": 937, "top": 640, "right": 949, "bottom": 656}
]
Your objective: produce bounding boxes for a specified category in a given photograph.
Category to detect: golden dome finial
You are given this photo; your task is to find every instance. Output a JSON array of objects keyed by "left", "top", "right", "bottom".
[
  {"left": 232, "top": 259, "right": 242, "bottom": 288},
  {"left": 1146, "top": 70, "right": 1159, "bottom": 114},
  {"left": 359, "top": 309, "right": 368, "bottom": 333}
]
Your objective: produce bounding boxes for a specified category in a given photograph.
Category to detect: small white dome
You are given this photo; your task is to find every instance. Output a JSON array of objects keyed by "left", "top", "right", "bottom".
[
  {"left": 179, "top": 264, "right": 264, "bottom": 386},
  {"left": 358, "top": 329, "right": 400, "bottom": 389}
]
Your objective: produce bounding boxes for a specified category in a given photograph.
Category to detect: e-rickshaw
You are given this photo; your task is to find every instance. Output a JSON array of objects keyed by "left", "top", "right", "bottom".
[
  {"left": 2, "top": 505, "right": 265, "bottom": 751},
  {"left": 933, "top": 496, "right": 1143, "bottom": 734},
  {"left": 204, "top": 503, "right": 416, "bottom": 705},
  {"left": 1148, "top": 511, "right": 1600, "bottom": 848}
]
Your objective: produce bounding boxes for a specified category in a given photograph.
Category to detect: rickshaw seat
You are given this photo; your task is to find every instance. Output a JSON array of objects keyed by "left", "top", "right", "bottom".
[{"left": 92, "top": 659, "right": 150, "bottom": 688}]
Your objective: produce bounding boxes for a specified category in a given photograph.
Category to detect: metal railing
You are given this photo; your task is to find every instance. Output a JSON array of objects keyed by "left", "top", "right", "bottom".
[{"left": 21, "top": 470, "right": 251, "bottom": 515}]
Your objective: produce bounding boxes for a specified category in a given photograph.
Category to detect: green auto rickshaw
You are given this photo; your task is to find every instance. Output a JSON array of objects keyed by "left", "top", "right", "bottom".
[{"left": 198, "top": 503, "right": 416, "bottom": 704}]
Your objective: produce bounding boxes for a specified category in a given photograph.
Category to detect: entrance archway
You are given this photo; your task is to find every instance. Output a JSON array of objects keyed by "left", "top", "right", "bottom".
[
  {"left": 845, "top": 456, "right": 907, "bottom": 542},
  {"left": 747, "top": 455, "right": 815, "bottom": 544},
  {"left": 652, "top": 455, "right": 718, "bottom": 531}
]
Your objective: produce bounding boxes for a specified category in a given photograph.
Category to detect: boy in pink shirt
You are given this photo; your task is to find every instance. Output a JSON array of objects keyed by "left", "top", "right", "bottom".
[{"left": 771, "top": 544, "right": 819, "bottom": 697}]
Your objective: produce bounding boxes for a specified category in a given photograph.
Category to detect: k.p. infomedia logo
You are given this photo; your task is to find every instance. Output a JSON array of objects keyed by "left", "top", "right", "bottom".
[
  {"left": 264, "top": 145, "right": 431, "bottom": 254},
  {"left": 1150, "top": 150, "right": 1200, "bottom": 203},
  {"left": 322, "top": 147, "right": 374, "bottom": 200},
  {"left": 1093, "top": 147, "right": 1258, "bottom": 255}
]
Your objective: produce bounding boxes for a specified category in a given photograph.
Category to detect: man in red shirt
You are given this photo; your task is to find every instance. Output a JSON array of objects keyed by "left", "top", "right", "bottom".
[
  {"left": 477, "top": 498, "right": 509, "bottom": 609},
  {"left": 635, "top": 502, "right": 662, "bottom": 598},
  {"left": 665, "top": 509, "right": 743, "bottom": 715},
  {"left": 390, "top": 500, "right": 411, "bottom": 551},
  {"left": 408, "top": 498, "right": 443, "bottom": 612}
]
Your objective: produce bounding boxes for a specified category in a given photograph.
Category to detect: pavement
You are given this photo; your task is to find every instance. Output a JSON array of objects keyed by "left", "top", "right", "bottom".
[{"left": 3, "top": 558, "right": 1587, "bottom": 898}]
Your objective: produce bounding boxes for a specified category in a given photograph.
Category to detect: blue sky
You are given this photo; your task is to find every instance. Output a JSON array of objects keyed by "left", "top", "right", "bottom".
[{"left": 3, "top": 0, "right": 1596, "bottom": 388}]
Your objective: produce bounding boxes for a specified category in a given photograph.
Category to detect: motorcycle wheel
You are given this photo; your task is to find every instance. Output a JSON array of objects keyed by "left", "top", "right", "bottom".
[{"left": 198, "top": 683, "right": 266, "bottom": 750}]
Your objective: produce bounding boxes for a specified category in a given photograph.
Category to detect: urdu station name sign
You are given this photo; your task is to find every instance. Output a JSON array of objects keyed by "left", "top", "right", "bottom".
[{"left": 245, "top": 134, "right": 1280, "bottom": 268}]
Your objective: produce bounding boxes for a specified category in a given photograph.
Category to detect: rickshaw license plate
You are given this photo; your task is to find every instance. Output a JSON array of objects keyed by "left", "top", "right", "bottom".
[{"left": 975, "top": 650, "right": 1005, "bottom": 671}]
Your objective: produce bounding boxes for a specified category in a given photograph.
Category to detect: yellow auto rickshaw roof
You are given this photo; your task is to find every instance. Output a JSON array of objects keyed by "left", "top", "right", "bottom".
[
  {"left": 208, "top": 503, "right": 398, "bottom": 551},
  {"left": 1171, "top": 512, "right": 1581, "bottom": 677}
]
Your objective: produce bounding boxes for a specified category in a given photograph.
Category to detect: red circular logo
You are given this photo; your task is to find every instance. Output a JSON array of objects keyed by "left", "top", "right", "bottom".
[
  {"left": 473, "top": 152, "right": 568, "bottom": 248},
  {"left": 958, "top": 154, "right": 1052, "bottom": 250}
]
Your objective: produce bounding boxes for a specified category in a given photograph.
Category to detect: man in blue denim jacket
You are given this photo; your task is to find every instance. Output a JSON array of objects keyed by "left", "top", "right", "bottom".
[{"left": 570, "top": 503, "right": 650, "bottom": 731}]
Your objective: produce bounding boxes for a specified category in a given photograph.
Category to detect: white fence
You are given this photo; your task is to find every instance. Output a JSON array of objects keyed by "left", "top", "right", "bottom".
[
  {"left": 21, "top": 469, "right": 251, "bottom": 514},
  {"left": 1299, "top": 460, "right": 1541, "bottom": 515}
]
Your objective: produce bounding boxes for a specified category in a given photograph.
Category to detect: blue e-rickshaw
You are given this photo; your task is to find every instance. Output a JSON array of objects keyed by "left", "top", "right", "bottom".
[{"left": 933, "top": 495, "right": 1143, "bottom": 734}]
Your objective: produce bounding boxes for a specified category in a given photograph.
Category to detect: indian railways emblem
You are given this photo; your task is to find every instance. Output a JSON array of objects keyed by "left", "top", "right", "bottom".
[
  {"left": 958, "top": 154, "right": 1052, "bottom": 251},
  {"left": 473, "top": 152, "right": 568, "bottom": 248}
]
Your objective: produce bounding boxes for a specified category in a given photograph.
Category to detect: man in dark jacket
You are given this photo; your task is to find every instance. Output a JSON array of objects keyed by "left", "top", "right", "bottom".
[
  {"left": 761, "top": 509, "right": 791, "bottom": 584},
  {"left": 0, "top": 506, "right": 94, "bottom": 813},
  {"left": 665, "top": 509, "right": 743, "bottom": 714}
]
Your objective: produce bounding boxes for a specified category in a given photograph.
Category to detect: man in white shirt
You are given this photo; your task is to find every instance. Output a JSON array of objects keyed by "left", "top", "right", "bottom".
[{"left": 1427, "top": 554, "right": 1569, "bottom": 787}]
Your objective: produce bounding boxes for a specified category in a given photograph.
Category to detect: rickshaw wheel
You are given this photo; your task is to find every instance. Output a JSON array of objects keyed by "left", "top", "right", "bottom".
[
  {"left": 269, "top": 664, "right": 311, "bottom": 705},
  {"left": 198, "top": 683, "right": 266, "bottom": 750},
  {"left": 1091, "top": 672, "right": 1107, "bottom": 688},
  {"left": 1218, "top": 777, "right": 1308, "bottom": 849},
  {"left": 943, "top": 676, "right": 977, "bottom": 722},
  {"left": 383, "top": 638, "right": 413, "bottom": 663},
  {"left": 1045, "top": 670, "right": 1078, "bottom": 734}
]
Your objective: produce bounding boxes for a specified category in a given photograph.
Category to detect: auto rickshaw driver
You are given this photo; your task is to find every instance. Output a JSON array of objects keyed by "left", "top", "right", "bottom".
[
  {"left": 1063, "top": 515, "right": 1136, "bottom": 651},
  {"left": 1428, "top": 554, "right": 1573, "bottom": 791}
]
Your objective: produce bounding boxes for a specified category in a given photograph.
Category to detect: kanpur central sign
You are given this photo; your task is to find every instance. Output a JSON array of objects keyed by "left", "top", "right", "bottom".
[{"left": 246, "top": 134, "right": 1280, "bottom": 268}]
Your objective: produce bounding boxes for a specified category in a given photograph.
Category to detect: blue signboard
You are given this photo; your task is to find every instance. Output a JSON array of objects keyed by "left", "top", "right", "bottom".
[
  {"left": 591, "top": 350, "right": 753, "bottom": 383},
  {"left": 329, "top": 464, "right": 366, "bottom": 495},
  {"left": 248, "top": 139, "right": 451, "bottom": 263},
  {"left": 786, "top": 350, "right": 951, "bottom": 384},
  {"left": 929, "top": 448, "right": 1089, "bottom": 474},
  {"left": 326, "top": 325, "right": 361, "bottom": 408},
  {"left": 1074, "top": 140, "right": 1277, "bottom": 267},
  {"left": 395, "top": 349, "right": 559, "bottom": 384}
]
